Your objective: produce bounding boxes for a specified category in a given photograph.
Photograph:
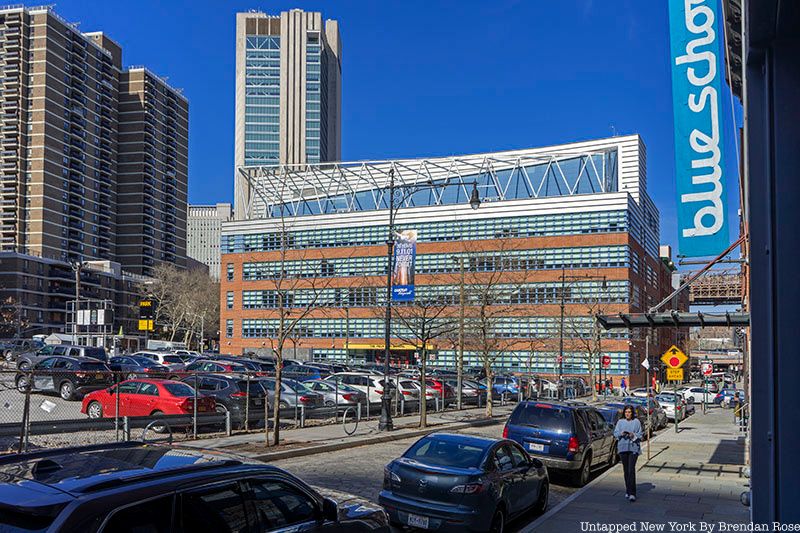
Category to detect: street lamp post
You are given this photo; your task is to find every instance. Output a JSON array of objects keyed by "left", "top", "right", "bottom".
[
  {"left": 379, "top": 169, "right": 481, "bottom": 431},
  {"left": 70, "top": 260, "right": 84, "bottom": 344}
]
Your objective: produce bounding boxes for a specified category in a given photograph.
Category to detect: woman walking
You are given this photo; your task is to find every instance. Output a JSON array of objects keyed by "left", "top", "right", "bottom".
[{"left": 614, "top": 405, "right": 643, "bottom": 501}]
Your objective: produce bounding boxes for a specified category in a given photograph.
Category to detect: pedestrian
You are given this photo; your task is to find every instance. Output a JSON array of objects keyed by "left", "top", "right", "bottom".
[
  {"left": 620, "top": 377, "right": 627, "bottom": 395},
  {"left": 732, "top": 392, "right": 742, "bottom": 423},
  {"left": 614, "top": 405, "right": 643, "bottom": 502},
  {"left": 606, "top": 378, "right": 613, "bottom": 396}
]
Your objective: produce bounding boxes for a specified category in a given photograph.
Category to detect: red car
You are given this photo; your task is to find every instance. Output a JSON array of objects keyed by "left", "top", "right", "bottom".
[
  {"left": 81, "top": 379, "right": 215, "bottom": 418},
  {"left": 425, "top": 378, "right": 455, "bottom": 399}
]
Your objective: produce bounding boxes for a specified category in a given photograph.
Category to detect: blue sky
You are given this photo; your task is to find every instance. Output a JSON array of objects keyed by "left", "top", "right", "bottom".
[{"left": 48, "top": 0, "right": 741, "bottom": 254}]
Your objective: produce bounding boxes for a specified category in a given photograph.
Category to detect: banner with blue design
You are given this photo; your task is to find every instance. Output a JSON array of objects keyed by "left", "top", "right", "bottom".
[
  {"left": 391, "top": 230, "right": 417, "bottom": 302},
  {"left": 667, "top": 0, "right": 730, "bottom": 257}
]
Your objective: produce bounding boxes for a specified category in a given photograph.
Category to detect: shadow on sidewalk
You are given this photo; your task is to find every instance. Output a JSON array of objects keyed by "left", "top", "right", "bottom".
[{"left": 708, "top": 438, "right": 746, "bottom": 465}]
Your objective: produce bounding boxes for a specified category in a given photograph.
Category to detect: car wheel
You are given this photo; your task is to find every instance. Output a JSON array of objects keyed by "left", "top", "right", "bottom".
[
  {"left": 573, "top": 455, "right": 591, "bottom": 487},
  {"left": 87, "top": 401, "right": 103, "bottom": 419},
  {"left": 279, "top": 401, "right": 289, "bottom": 409},
  {"left": 532, "top": 480, "right": 549, "bottom": 515},
  {"left": 60, "top": 381, "right": 75, "bottom": 401},
  {"left": 324, "top": 400, "right": 335, "bottom": 407},
  {"left": 15, "top": 375, "right": 29, "bottom": 393},
  {"left": 126, "top": 373, "right": 137, "bottom": 380},
  {"left": 18, "top": 361, "right": 30, "bottom": 371},
  {"left": 150, "top": 410, "right": 167, "bottom": 433},
  {"left": 489, "top": 507, "right": 505, "bottom": 533}
]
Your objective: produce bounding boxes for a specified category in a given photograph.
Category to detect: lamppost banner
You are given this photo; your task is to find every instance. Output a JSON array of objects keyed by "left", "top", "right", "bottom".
[
  {"left": 667, "top": 0, "right": 730, "bottom": 257},
  {"left": 392, "top": 230, "right": 417, "bottom": 301}
]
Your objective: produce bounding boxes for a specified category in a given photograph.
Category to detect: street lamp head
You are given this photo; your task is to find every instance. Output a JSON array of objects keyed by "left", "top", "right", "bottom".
[{"left": 469, "top": 182, "right": 481, "bottom": 210}]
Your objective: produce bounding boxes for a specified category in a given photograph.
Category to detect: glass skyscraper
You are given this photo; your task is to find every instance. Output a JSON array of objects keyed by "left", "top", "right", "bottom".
[{"left": 234, "top": 9, "right": 341, "bottom": 219}]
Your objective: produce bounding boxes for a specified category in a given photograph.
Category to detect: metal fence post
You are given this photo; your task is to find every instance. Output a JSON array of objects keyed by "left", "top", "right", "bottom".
[
  {"left": 294, "top": 385, "right": 298, "bottom": 427},
  {"left": 115, "top": 372, "right": 121, "bottom": 442},
  {"left": 193, "top": 374, "right": 198, "bottom": 439},
  {"left": 226, "top": 411, "right": 232, "bottom": 436},
  {"left": 245, "top": 373, "right": 250, "bottom": 432},
  {"left": 123, "top": 416, "right": 130, "bottom": 441},
  {"left": 366, "top": 381, "right": 371, "bottom": 420},
  {"left": 300, "top": 405, "right": 305, "bottom": 428},
  {"left": 18, "top": 371, "right": 31, "bottom": 454},
  {"left": 334, "top": 377, "right": 339, "bottom": 423}
]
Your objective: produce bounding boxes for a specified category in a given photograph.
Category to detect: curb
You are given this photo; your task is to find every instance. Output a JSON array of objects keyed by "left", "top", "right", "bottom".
[{"left": 250, "top": 416, "right": 504, "bottom": 462}]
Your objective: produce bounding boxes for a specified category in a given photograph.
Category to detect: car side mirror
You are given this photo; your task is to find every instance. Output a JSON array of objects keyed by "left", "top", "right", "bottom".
[
  {"left": 322, "top": 497, "right": 338, "bottom": 522},
  {"left": 529, "top": 457, "right": 544, "bottom": 469}
]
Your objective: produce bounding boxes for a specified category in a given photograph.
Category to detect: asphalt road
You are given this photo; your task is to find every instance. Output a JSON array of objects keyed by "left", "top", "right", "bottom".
[{"left": 271, "top": 423, "right": 588, "bottom": 532}]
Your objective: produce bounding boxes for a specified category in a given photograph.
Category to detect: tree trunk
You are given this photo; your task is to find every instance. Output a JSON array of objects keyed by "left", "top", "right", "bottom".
[
  {"left": 590, "top": 354, "right": 597, "bottom": 401},
  {"left": 272, "top": 351, "right": 283, "bottom": 446},
  {"left": 485, "top": 362, "right": 493, "bottom": 418},
  {"left": 420, "top": 346, "right": 427, "bottom": 428}
]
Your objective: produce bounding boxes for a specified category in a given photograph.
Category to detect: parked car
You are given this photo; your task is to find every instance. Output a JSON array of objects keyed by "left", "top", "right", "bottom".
[
  {"left": 481, "top": 376, "right": 520, "bottom": 398},
  {"left": 184, "top": 359, "right": 248, "bottom": 374},
  {"left": 425, "top": 378, "right": 456, "bottom": 402},
  {"left": 502, "top": 401, "right": 617, "bottom": 486},
  {"left": 81, "top": 379, "right": 215, "bottom": 418},
  {"left": 15, "top": 356, "right": 113, "bottom": 401},
  {"left": 305, "top": 379, "right": 366, "bottom": 407},
  {"left": 629, "top": 387, "right": 650, "bottom": 398},
  {"left": 443, "top": 378, "right": 485, "bottom": 403},
  {"left": 405, "top": 379, "right": 441, "bottom": 402},
  {"left": 107, "top": 355, "right": 173, "bottom": 380},
  {"left": 283, "top": 363, "right": 329, "bottom": 382},
  {"left": 623, "top": 396, "right": 668, "bottom": 430},
  {"left": 715, "top": 388, "right": 746, "bottom": 407},
  {"left": 213, "top": 356, "right": 274, "bottom": 375},
  {"left": 1, "top": 338, "right": 44, "bottom": 362},
  {"left": 600, "top": 402, "right": 653, "bottom": 438},
  {"left": 392, "top": 378, "right": 421, "bottom": 401},
  {"left": 306, "top": 361, "right": 350, "bottom": 374},
  {"left": 259, "top": 377, "right": 324, "bottom": 409},
  {"left": 379, "top": 433, "right": 548, "bottom": 531},
  {"left": 325, "top": 372, "right": 396, "bottom": 403},
  {"left": 16, "top": 343, "right": 108, "bottom": 370},
  {"left": 677, "top": 386, "right": 716, "bottom": 405},
  {"left": 133, "top": 351, "right": 186, "bottom": 370},
  {"left": 562, "top": 377, "right": 589, "bottom": 397},
  {"left": 656, "top": 393, "right": 686, "bottom": 422},
  {"left": 180, "top": 374, "right": 266, "bottom": 427},
  {"left": 0, "top": 442, "right": 389, "bottom": 532}
]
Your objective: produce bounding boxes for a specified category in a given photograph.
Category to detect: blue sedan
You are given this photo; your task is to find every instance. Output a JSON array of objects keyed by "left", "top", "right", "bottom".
[{"left": 379, "top": 433, "right": 549, "bottom": 532}]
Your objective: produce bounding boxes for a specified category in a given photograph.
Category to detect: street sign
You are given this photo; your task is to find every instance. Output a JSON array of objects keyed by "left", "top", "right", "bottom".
[
  {"left": 138, "top": 319, "right": 154, "bottom": 332},
  {"left": 666, "top": 368, "right": 684, "bottom": 382},
  {"left": 701, "top": 362, "right": 713, "bottom": 376},
  {"left": 601, "top": 355, "right": 611, "bottom": 368},
  {"left": 641, "top": 358, "right": 651, "bottom": 371},
  {"left": 660, "top": 345, "right": 688, "bottom": 369}
]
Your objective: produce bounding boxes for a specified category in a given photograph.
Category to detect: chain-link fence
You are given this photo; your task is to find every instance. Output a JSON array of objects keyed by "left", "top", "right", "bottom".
[{"left": 0, "top": 367, "right": 539, "bottom": 454}]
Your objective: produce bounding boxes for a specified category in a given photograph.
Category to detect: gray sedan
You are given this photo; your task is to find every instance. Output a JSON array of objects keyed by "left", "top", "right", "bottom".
[
  {"left": 305, "top": 379, "right": 367, "bottom": 407},
  {"left": 259, "top": 377, "right": 324, "bottom": 409}
]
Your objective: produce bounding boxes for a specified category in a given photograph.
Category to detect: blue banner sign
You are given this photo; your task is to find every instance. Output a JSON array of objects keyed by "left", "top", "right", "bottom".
[
  {"left": 667, "top": 0, "right": 729, "bottom": 257},
  {"left": 391, "top": 230, "right": 417, "bottom": 302}
]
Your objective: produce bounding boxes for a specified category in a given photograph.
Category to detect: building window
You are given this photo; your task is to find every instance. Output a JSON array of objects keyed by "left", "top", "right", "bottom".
[
  {"left": 226, "top": 292, "right": 234, "bottom": 310},
  {"left": 226, "top": 263, "right": 234, "bottom": 281},
  {"left": 226, "top": 319, "right": 233, "bottom": 338}
]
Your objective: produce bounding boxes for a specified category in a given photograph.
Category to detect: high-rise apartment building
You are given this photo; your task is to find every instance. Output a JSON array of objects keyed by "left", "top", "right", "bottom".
[
  {"left": 233, "top": 9, "right": 341, "bottom": 219},
  {"left": 117, "top": 68, "right": 189, "bottom": 276},
  {"left": 0, "top": 5, "right": 188, "bottom": 339},
  {"left": 187, "top": 203, "right": 232, "bottom": 280}
]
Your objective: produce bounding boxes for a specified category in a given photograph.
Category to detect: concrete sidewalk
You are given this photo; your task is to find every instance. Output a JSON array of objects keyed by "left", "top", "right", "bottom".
[
  {"left": 184, "top": 404, "right": 515, "bottom": 461},
  {"left": 526, "top": 405, "right": 750, "bottom": 532}
]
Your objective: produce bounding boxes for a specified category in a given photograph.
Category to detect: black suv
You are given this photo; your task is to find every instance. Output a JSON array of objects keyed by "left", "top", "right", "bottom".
[
  {"left": 15, "top": 355, "right": 113, "bottom": 401},
  {"left": 503, "top": 400, "right": 617, "bottom": 486},
  {"left": 0, "top": 441, "right": 389, "bottom": 532},
  {"left": 180, "top": 374, "right": 267, "bottom": 427}
]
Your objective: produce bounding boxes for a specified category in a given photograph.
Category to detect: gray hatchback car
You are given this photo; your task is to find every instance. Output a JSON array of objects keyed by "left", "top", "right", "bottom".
[{"left": 16, "top": 344, "right": 108, "bottom": 370}]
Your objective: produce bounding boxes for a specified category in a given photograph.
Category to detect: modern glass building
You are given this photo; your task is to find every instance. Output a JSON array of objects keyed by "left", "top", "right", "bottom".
[
  {"left": 234, "top": 9, "right": 341, "bottom": 219},
  {"left": 221, "top": 135, "right": 681, "bottom": 387}
]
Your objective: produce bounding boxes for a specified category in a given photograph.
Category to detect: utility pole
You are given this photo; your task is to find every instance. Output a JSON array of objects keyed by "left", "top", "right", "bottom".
[
  {"left": 380, "top": 168, "right": 396, "bottom": 432},
  {"left": 558, "top": 266, "right": 566, "bottom": 399},
  {"left": 70, "top": 261, "right": 83, "bottom": 344},
  {"left": 456, "top": 255, "right": 465, "bottom": 410}
]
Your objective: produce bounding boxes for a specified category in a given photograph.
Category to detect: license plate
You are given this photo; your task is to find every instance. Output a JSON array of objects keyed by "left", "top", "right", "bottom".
[
  {"left": 407, "top": 514, "right": 429, "bottom": 529},
  {"left": 253, "top": 399, "right": 263, "bottom": 406},
  {"left": 528, "top": 442, "right": 545, "bottom": 452},
  {"left": 95, "top": 374, "right": 103, "bottom": 379}
]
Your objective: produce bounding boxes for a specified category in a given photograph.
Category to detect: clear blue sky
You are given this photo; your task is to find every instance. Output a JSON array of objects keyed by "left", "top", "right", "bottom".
[{"left": 49, "top": 0, "right": 741, "bottom": 254}]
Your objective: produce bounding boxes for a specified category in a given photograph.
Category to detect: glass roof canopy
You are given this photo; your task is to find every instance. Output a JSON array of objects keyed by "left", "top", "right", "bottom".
[{"left": 238, "top": 148, "right": 619, "bottom": 219}]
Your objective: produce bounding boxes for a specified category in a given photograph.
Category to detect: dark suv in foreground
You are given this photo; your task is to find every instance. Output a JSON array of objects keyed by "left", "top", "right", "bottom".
[
  {"left": 503, "top": 401, "right": 617, "bottom": 486},
  {"left": 0, "top": 441, "right": 389, "bottom": 532}
]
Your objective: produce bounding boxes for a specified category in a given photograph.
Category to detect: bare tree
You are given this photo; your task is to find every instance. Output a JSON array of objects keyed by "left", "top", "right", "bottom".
[
  {"left": 0, "top": 297, "right": 27, "bottom": 338},
  {"left": 392, "top": 294, "right": 459, "bottom": 427},
  {"left": 563, "top": 302, "right": 605, "bottom": 401}
]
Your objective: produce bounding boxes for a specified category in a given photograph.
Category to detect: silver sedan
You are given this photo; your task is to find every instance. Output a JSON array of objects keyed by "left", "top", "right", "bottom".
[{"left": 305, "top": 379, "right": 367, "bottom": 407}]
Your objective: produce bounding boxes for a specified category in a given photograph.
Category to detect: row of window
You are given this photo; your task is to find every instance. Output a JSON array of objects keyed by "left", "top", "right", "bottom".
[
  {"left": 222, "top": 211, "right": 630, "bottom": 254},
  {"left": 237, "top": 245, "right": 631, "bottom": 281},
  {"left": 233, "top": 317, "right": 629, "bottom": 340},
  {"left": 233, "top": 280, "right": 630, "bottom": 309}
]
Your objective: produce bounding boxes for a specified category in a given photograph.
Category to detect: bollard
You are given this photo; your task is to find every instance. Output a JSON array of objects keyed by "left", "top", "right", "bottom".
[
  {"left": 245, "top": 373, "right": 251, "bottom": 432},
  {"left": 400, "top": 398, "right": 405, "bottom": 416},
  {"left": 193, "top": 375, "right": 198, "bottom": 439},
  {"left": 366, "top": 381, "right": 371, "bottom": 420},
  {"left": 334, "top": 378, "right": 340, "bottom": 423},
  {"left": 300, "top": 405, "right": 306, "bottom": 428},
  {"left": 294, "top": 386, "right": 299, "bottom": 427},
  {"left": 123, "top": 416, "right": 131, "bottom": 441},
  {"left": 226, "top": 411, "right": 232, "bottom": 436},
  {"left": 435, "top": 396, "right": 440, "bottom": 412}
]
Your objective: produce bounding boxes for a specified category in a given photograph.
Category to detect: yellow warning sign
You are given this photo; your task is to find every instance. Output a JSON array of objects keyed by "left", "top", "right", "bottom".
[
  {"left": 660, "top": 345, "right": 688, "bottom": 369},
  {"left": 138, "top": 319, "right": 154, "bottom": 331}
]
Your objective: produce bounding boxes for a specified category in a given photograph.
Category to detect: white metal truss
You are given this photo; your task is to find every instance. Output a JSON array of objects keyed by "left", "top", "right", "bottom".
[{"left": 238, "top": 147, "right": 618, "bottom": 220}]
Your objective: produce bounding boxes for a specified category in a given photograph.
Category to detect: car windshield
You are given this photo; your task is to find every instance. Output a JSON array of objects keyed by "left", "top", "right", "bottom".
[
  {"left": 162, "top": 355, "right": 183, "bottom": 364},
  {"left": 79, "top": 361, "right": 108, "bottom": 371},
  {"left": 656, "top": 395, "right": 675, "bottom": 404},
  {"left": 164, "top": 382, "right": 195, "bottom": 397},
  {"left": 85, "top": 348, "right": 106, "bottom": 359},
  {"left": 283, "top": 380, "right": 313, "bottom": 393},
  {"left": 403, "top": 437, "right": 487, "bottom": 468},
  {"left": 509, "top": 403, "right": 573, "bottom": 432}
]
